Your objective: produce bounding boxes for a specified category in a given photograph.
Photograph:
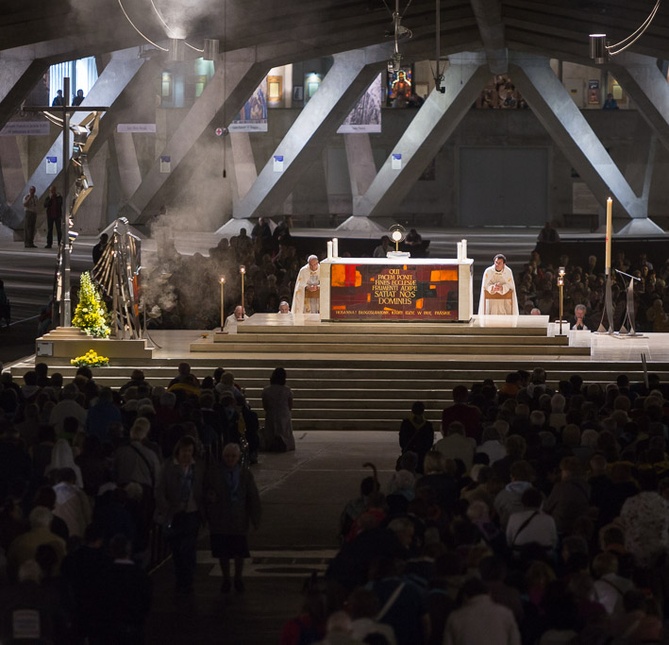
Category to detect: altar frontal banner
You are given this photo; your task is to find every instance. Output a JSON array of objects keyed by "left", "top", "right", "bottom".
[{"left": 330, "top": 263, "right": 459, "bottom": 321}]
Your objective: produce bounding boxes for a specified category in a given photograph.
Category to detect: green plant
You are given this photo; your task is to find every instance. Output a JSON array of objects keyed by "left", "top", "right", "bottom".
[
  {"left": 72, "top": 272, "right": 110, "bottom": 338},
  {"left": 70, "top": 349, "right": 109, "bottom": 367}
]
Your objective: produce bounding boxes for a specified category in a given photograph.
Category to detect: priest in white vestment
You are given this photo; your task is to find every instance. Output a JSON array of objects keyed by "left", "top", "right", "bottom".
[
  {"left": 291, "top": 255, "right": 321, "bottom": 314},
  {"left": 478, "top": 254, "right": 519, "bottom": 315}
]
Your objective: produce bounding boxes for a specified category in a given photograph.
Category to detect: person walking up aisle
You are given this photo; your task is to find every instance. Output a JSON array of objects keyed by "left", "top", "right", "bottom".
[{"left": 203, "top": 442, "right": 261, "bottom": 594}]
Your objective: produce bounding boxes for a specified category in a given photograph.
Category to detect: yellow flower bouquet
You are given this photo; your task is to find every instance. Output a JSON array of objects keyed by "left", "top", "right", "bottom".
[{"left": 70, "top": 349, "right": 110, "bottom": 368}]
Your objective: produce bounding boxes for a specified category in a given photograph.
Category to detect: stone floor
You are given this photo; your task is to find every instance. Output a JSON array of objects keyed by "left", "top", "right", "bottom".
[{"left": 145, "top": 431, "right": 398, "bottom": 644}]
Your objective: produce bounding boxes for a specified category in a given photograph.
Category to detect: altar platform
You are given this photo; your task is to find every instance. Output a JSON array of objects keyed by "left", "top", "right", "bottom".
[{"left": 11, "top": 314, "right": 669, "bottom": 431}]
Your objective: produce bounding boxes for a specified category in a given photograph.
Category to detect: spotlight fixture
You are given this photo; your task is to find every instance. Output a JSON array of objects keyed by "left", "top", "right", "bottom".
[
  {"left": 203, "top": 38, "right": 219, "bottom": 61},
  {"left": 590, "top": 34, "right": 609, "bottom": 65},
  {"left": 589, "top": 34, "right": 608, "bottom": 65},
  {"left": 589, "top": 0, "right": 661, "bottom": 63},
  {"left": 169, "top": 38, "right": 186, "bottom": 62}
]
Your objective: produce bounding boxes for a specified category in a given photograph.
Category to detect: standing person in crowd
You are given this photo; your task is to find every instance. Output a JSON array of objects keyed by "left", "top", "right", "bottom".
[
  {"left": 22, "top": 185, "right": 38, "bottom": 248},
  {"left": 292, "top": 254, "right": 320, "bottom": 314},
  {"left": 478, "top": 254, "right": 518, "bottom": 315},
  {"left": 154, "top": 435, "right": 204, "bottom": 595},
  {"left": 203, "top": 442, "right": 261, "bottom": 594},
  {"left": 443, "top": 577, "right": 520, "bottom": 645},
  {"left": 398, "top": 401, "right": 434, "bottom": 474},
  {"left": 537, "top": 221, "right": 560, "bottom": 243},
  {"left": 43, "top": 185, "right": 63, "bottom": 249},
  {"left": 262, "top": 367, "right": 295, "bottom": 452},
  {"left": 98, "top": 533, "right": 152, "bottom": 644},
  {"left": 72, "top": 89, "right": 85, "bottom": 106}
]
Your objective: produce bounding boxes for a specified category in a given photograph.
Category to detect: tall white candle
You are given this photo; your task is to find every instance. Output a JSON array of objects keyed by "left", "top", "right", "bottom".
[
  {"left": 461, "top": 239, "right": 467, "bottom": 259},
  {"left": 327, "top": 241, "right": 333, "bottom": 258},
  {"left": 332, "top": 238, "right": 339, "bottom": 257},
  {"left": 219, "top": 277, "right": 225, "bottom": 329},
  {"left": 605, "top": 197, "right": 612, "bottom": 275},
  {"left": 456, "top": 242, "right": 462, "bottom": 261}
]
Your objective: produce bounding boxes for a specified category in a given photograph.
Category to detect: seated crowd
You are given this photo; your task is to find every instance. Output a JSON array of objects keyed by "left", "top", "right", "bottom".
[
  {"left": 142, "top": 220, "right": 303, "bottom": 329},
  {"left": 518, "top": 247, "right": 669, "bottom": 331},
  {"left": 292, "top": 367, "right": 669, "bottom": 645}
]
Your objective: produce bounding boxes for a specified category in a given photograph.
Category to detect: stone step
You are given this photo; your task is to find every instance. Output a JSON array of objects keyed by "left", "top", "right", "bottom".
[
  {"left": 254, "top": 397, "right": 448, "bottom": 410},
  {"left": 192, "top": 341, "right": 589, "bottom": 355},
  {"left": 231, "top": 323, "right": 548, "bottom": 337},
  {"left": 290, "top": 419, "right": 424, "bottom": 431},
  {"left": 287, "top": 407, "right": 442, "bottom": 420},
  {"left": 10, "top": 363, "right": 667, "bottom": 385},
  {"left": 211, "top": 333, "right": 567, "bottom": 346}
]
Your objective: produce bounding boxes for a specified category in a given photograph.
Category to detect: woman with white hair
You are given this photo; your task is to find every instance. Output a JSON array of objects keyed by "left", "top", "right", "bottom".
[{"left": 203, "top": 442, "right": 261, "bottom": 594}]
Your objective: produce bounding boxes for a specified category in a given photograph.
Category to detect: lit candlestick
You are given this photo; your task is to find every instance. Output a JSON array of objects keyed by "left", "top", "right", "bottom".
[
  {"left": 239, "top": 265, "right": 246, "bottom": 316},
  {"left": 327, "top": 241, "right": 333, "bottom": 259},
  {"left": 219, "top": 276, "right": 225, "bottom": 329},
  {"left": 332, "top": 238, "right": 339, "bottom": 257},
  {"left": 605, "top": 197, "right": 612, "bottom": 276}
]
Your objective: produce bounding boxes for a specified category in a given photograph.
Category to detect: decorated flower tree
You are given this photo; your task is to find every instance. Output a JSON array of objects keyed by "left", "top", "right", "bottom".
[{"left": 72, "top": 272, "right": 110, "bottom": 338}]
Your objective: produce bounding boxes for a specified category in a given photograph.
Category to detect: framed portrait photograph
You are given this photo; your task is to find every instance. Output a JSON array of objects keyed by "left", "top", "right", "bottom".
[{"left": 292, "top": 85, "right": 304, "bottom": 102}]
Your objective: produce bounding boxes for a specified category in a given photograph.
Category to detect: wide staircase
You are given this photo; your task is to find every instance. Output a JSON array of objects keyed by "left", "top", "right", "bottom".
[{"left": 13, "top": 320, "right": 669, "bottom": 431}]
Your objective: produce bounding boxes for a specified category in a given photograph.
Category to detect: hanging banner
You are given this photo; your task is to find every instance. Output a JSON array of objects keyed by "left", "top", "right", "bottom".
[
  {"left": 229, "top": 79, "right": 268, "bottom": 132},
  {"left": 117, "top": 123, "right": 157, "bottom": 133},
  {"left": 337, "top": 74, "right": 382, "bottom": 134},
  {"left": 1, "top": 121, "right": 50, "bottom": 136}
]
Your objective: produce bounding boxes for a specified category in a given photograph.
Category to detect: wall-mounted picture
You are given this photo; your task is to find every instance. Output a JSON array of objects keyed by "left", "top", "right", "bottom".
[
  {"left": 387, "top": 66, "right": 413, "bottom": 107},
  {"left": 588, "top": 79, "right": 600, "bottom": 105},
  {"left": 229, "top": 78, "right": 268, "bottom": 132},
  {"left": 337, "top": 73, "right": 382, "bottom": 133},
  {"left": 305, "top": 72, "right": 322, "bottom": 101},
  {"left": 267, "top": 75, "right": 283, "bottom": 106}
]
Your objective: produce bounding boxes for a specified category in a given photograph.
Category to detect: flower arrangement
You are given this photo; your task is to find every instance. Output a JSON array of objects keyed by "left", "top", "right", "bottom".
[
  {"left": 70, "top": 349, "right": 109, "bottom": 368},
  {"left": 72, "top": 272, "right": 111, "bottom": 338}
]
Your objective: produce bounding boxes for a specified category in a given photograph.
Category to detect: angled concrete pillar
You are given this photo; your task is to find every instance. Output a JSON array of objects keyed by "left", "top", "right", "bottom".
[
  {"left": 123, "top": 48, "right": 268, "bottom": 224},
  {"left": 113, "top": 131, "right": 142, "bottom": 200},
  {"left": 0, "top": 53, "right": 50, "bottom": 225},
  {"left": 230, "top": 133, "right": 258, "bottom": 201},
  {"left": 7, "top": 48, "right": 146, "bottom": 228},
  {"left": 470, "top": 0, "right": 508, "bottom": 74},
  {"left": 0, "top": 137, "right": 26, "bottom": 204},
  {"left": 608, "top": 52, "right": 669, "bottom": 154},
  {"left": 345, "top": 134, "right": 376, "bottom": 202},
  {"left": 355, "top": 54, "right": 489, "bottom": 218},
  {"left": 510, "top": 53, "right": 655, "bottom": 230},
  {"left": 0, "top": 53, "right": 48, "bottom": 129},
  {"left": 232, "top": 45, "right": 391, "bottom": 221}
]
